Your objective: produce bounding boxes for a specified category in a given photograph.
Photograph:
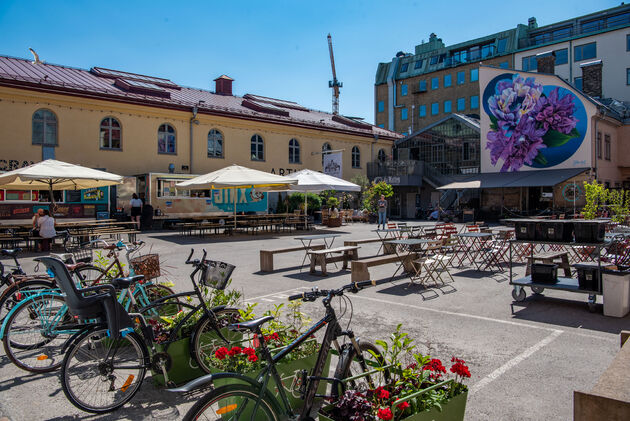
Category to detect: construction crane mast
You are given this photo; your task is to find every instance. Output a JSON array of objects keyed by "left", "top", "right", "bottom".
[{"left": 327, "top": 33, "right": 343, "bottom": 115}]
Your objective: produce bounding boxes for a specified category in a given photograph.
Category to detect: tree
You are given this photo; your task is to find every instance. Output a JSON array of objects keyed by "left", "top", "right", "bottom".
[
  {"left": 582, "top": 180, "right": 606, "bottom": 219},
  {"left": 287, "top": 192, "right": 322, "bottom": 214},
  {"left": 362, "top": 181, "right": 394, "bottom": 214},
  {"left": 351, "top": 174, "right": 370, "bottom": 209}
]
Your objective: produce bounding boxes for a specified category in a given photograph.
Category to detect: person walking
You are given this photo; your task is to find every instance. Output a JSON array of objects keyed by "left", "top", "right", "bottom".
[
  {"left": 37, "top": 209, "right": 56, "bottom": 252},
  {"left": 130, "top": 193, "right": 143, "bottom": 229},
  {"left": 377, "top": 194, "right": 387, "bottom": 230}
]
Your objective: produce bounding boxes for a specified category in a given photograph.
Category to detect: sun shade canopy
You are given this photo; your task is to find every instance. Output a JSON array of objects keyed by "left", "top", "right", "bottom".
[
  {"left": 437, "top": 168, "right": 588, "bottom": 190},
  {"left": 285, "top": 169, "right": 360, "bottom": 192},
  {"left": 176, "top": 164, "right": 296, "bottom": 190}
]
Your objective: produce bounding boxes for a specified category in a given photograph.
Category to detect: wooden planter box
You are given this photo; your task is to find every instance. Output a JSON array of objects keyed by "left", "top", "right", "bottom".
[{"left": 327, "top": 217, "right": 342, "bottom": 227}]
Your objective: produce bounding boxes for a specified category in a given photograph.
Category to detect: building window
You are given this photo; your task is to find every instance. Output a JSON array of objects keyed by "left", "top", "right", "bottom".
[
  {"left": 470, "top": 95, "right": 479, "bottom": 109},
  {"left": 32, "top": 109, "right": 57, "bottom": 145},
  {"left": 401, "top": 108, "right": 408, "bottom": 121},
  {"left": 401, "top": 84, "right": 408, "bottom": 96},
  {"left": 378, "top": 148, "right": 387, "bottom": 162},
  {"left": 414, "top": 59, "right": 424, "bottom": 69},
  {"left": 157, "top": 123, "right": 176, "bottom": 154},
  {"left": 462, "top": 142, "right": 471, "bottom": 161},
  {"left": 251, "top": 134, "right": 264, "bottom": 161},
  {"left": 470, "top": 68, "right": 479, "bottom": 82},
  {"left": 444, "top": 74, "right": 452, "bottom": 87},
  {"left": 430, "top": 55, "right": 438, "bottom": 65},
  {"left": 431, "top": 77, "right": 439, "bottom": 90},
  {"left": 499, "top": 61, "right": 509, "bottom": 69},
  {"left": 444, "top": 100, "right": 452, "bottom": 113},
  {"left": 352, "top": 146, "right": 360, "bottom": 168},
  {"left": 574, "top": 77, "right": 583, "bottom": 91},
  {"left": 289, "top": 138, "right": 300, "bottom": 164},
  {"left": 457, "top": 97, "right": 465, "bottom": 111},
  {"left": 574, "top": 42, "right": 596, "bottom": 61},
  {"left": 597, "top": 132, "right": 602, "bottom": 159},
  {"left": 605, "top": 134, "right": 611, "bottom": 160},
  {"left": 555, "top": 49, "right": 568, "bottom": 65},
  {"left": 457, "top": 71, "right": 465, "bottom": 85},
  {"left": 419, "top": 80, "right": 427, "bottom": 91},
  {"left": 377, "top": 123, "right": 384, "bottom": 128},
  {"left": 522, "top": 55, "right": 537, "bottom": 71},
  {"left": 378, "top": 101, "right": 384, "bottom": 113},
  {"left": 400, "top": 62, "right": 409, "bottom": 73},
  {"left": 419, "top": 105, "right": 427, "bottom": 117},
  {"left": 431, "top": 102, "right": 439, "bottom": 115},
  {"left": 99, "top": 117, "right": 121, "bottom": 150},
  {"left": 497, "top": 38, "right": 508, "bottom": 53},
  {"left": 627, "top": 34, "right": 630, "bottom": 51},
  {"left": 627, "top": 68, "right": 630, "bottom": 85},
  {"left": 322, "top": 142, "right": 332, "bottom": 165},
  {"left": 207, "top": 129, "right": 223, "bottom": 158}
]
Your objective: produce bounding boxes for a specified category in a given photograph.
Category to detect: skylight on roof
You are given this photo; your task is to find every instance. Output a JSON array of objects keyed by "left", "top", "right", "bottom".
[
  {"left": 114, "top": 78, "right": 171, "bottom": 98},
  {"left": 243, "top": 94, "right": 309, "bottom": 111},
  {"left": 241, "top": 99, "right": 290, "bottom": 117},
  {"left": 91, "top": 67, "right": 179, "bottom": 89}
]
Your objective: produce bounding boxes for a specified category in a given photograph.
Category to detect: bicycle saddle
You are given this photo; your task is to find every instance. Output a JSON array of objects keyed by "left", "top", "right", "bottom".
[
  {"left": 65, "top": 262, "right": 87, "bottom": 271},
  {"left": 35, "top": 257, "right": 133, "bottom": 339},
  {"left": 228, "top": 316, "right": 274, "bottom": 333},
  {"left": 109, "top": 275, "right": 145, "bottom": 289},
  {"left": 1, "top": 248, "right": 21, "bottom": 257}
]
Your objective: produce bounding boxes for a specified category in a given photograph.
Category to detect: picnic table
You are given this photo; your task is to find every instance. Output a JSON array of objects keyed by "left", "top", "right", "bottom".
[
  {"left": 456, "top": 232, "right": 494, "bottom": 270},
  {"left": 307, "top": 246, "right": 360, "bottom": 275},
  {"left": 295, "top": 233, "right": 341, "bottom": 268}
]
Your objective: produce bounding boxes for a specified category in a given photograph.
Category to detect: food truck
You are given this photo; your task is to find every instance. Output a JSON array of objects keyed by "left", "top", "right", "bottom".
[{"left": 117, "top": 173, "right": 269, "bottom": 223}]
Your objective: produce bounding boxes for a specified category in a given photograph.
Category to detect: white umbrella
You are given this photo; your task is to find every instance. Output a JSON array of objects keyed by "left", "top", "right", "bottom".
[
  {"left": 285, "top": 169, "right": 360, "bottom": 228},
  {"left": 0, "top": 159, "right": 123, "bottom": 209},
  {"left": 176, "top": 164, "right": 296, "bottom": 228}
]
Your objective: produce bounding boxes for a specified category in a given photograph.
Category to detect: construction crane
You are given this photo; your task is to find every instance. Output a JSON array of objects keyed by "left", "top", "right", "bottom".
[{"left": 327, "top": 33, "right": 343, "bottom": 115}]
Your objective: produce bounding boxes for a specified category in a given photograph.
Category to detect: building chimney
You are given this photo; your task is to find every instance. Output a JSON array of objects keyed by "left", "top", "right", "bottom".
[
  {"left": 214, "top": 75, "right": 234, "bottom": 96},
  {"left": 580, "top": 60, "right": 603, "bottom": 98},
  {"left": 528, "top": 17, "right": 538, "bottom": 29},
  {"left": 536, "top": 51, "right": 555, "bottom": 74}
]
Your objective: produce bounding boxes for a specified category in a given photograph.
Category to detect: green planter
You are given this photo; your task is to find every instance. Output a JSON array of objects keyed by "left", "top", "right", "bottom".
[{"left": 151, "top": 338, "right": 205, "bottom": 386}]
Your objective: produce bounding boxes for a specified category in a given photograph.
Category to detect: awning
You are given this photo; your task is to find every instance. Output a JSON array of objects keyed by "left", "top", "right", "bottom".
[{"left": 437, "top": 168, "right": 588, "bottom": 190}]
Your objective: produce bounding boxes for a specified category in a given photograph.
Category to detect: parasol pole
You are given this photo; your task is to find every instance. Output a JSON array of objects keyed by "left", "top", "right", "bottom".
[
  {"left": 233, "top": 187, "right": 237, "bottom": 229},
  {"left": 304, "top": 191, "right": 308, "bottom": 230}
]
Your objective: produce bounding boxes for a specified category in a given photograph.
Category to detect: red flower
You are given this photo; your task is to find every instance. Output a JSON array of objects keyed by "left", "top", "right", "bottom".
[
  {"left": 450, "top": 362, "right": 471, "bottom": 378},
  {"left": 397, "top": 401, "right": 410, "bottom": 411},
  {"left": 243, "top": 347, "right": 256, "bottom": 357},
  {"left": 377, "top": 407, "right": 393, "bottom": 420},
  {"left": 422, "top": 358, "right": 446, "bottom": 374},
  {"left": 248, "top": 354, "right": 258, "bottom": 362},
  {"left": 451, "top": 356, "right": 465, "bottom": 364},
  {"left": 215, "top": 347, "right": 228, "bottom": 360},
  {"left": 375, "top": 387, "right": 390, "bottom": 400},
  {"left": 406, "top": 362, "right": 418, "bottom": 370}
]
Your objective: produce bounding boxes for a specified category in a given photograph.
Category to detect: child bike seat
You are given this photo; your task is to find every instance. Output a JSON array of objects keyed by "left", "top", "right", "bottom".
[{"left": 35, "top": 257, "right": 133, "bottom": 338}]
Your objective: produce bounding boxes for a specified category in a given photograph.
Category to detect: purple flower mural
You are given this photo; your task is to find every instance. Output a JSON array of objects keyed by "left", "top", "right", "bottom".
[{"left": 485, "top": 74, "right": 581, "bottom": 172}]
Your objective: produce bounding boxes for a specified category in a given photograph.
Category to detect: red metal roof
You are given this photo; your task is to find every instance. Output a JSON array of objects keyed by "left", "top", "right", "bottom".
[{"left": 0, "top": 55, "right": 401, "bottom": 141}]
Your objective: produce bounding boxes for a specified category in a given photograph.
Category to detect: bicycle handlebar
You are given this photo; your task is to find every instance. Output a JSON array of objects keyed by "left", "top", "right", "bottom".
[
  {"left": 288, "top": 280, "right": 377, "bottom": 302},
  {"left": 185, "top": 248, "right": 208, "bottom": 266}
]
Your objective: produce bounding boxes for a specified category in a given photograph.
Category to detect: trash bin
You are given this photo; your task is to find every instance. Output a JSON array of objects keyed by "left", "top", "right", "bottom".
[{"left": 602, "top": 268, "right": 630, "bottom": 317}]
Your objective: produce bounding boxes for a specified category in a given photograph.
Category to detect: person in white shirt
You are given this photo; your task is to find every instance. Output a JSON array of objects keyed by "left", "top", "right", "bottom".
[
  {"left": 130, "top": 193, "right": 143, "bottom": 229},
  {"left": 37, "top": 209, "right": 56, "bottom": 251}
]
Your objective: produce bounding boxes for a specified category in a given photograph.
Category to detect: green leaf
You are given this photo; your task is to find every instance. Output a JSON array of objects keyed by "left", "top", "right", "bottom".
[
  {"left": 489, "top": 115, "right": 498, "bottom": 131},
  {"left": 542, "top": 128, "right": 580, "bottom": 148},
  {"left": 534, "top": 153, "right": 548, "bottom": 166}
]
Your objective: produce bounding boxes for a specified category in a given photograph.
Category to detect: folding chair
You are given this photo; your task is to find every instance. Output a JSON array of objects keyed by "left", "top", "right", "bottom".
[
  {"left": 480, "top": 236, "right": 511, "bottom": 271},
  {"left": 387, "top": 222, "right": 397, "bottom": 230},
  {"left": 410, "top": 240, "right": 454, "bottom": 287},
  {"left": 441, "top": 235, "right": 465, "bottom": 267},
  {"left": 466, "top": 224, "right": 480, "bottom": 233}
]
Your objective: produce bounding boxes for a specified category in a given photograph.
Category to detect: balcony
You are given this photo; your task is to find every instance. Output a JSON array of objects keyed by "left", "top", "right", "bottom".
[{"left": 367, "top": 160, "right": 424, "bottom": 186}]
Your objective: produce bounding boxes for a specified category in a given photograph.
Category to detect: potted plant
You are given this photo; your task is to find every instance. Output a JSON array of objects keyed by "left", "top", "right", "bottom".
[
  {"left": 326, "top": 197, "right": 342, "bottom": 227},
  {"left": 319, "top": 324, "right": 470, "bottom": 421}
]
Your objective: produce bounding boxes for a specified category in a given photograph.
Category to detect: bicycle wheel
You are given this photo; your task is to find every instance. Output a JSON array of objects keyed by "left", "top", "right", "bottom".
[
  {"left": 73, "top": 265, "right": 108, "bottom": 287},
  {"left": 0, "top": 278, "right": 56, "bottom": 322},
  {"left": 2, "top": 292, "right": 76, "bottom": 372},
  {"left": 332, "top": 341, "right": 390, "bottom": 397},
  {"left": 61, "top": 327, "right": 148, "bottom": 413},
  {"left": 192, "top": 308, "right": 252, "bottom": 374},
  {"left": 134, "top": 284, "right": 182, "bottom": 316},
  {"left": 184, "top": 384, "right": 279, "bottom": 421}
]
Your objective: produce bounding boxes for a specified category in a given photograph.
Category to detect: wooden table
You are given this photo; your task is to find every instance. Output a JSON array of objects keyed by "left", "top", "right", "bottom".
[{"left": 295, "top": 233, "right": 341, "bottom": 268}]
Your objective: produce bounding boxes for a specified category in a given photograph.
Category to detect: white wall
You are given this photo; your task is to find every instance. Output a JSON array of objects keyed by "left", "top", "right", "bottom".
[{"left": 514, "top": 27, "right": 630, "bottom": 101}]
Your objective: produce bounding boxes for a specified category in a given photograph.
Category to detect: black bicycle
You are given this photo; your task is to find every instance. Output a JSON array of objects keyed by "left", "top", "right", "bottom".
[{"left": 173, "top": 280, "right": 389, "bottom": 421}]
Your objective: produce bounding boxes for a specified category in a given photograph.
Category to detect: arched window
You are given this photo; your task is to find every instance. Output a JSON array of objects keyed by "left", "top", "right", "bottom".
[
  {"left": 32, "top": 109, "right": 57, "bottom": 145},
  {"left": 322, "top": 142, "right": 332, "bottom": 165},
  {"left": 207, "top": 129, "right": 224, "bottom": 158},
  {"left": 289, "top": 138, "right": 300, "bottom": 164},
  {"left": 378, "top": 148, "right": 387, "bottom": 162},
  {"left": 352, "top": 146, "right": 361, "bottom": 168},
  {"left": 99, "top": 117, "right": 121, "bottom": 150},
  {"left": 158, "top": 123, "right": 176, "bottom": 154},
  {"left": 251, "top": 134, "right": 264, "bottom": 161}
]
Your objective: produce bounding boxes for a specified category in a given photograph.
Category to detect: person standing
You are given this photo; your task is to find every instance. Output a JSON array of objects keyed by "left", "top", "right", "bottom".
[
  {"left": 37, "top": 209, "right": 56, "bottom": 252},
  {"left": 377, "top": 195, "right": 387, "bottom": 230},
  {"left": 130, "top": 193, "right": 143, "bottom": 229}
]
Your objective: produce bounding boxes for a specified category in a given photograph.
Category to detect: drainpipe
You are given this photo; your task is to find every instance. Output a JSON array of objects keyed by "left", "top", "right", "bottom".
[{"left": 190, "top": 105, "right": 198, "bottom": 174}]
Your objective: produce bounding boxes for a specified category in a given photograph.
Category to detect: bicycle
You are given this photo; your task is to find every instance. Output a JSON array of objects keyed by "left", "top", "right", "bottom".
[
  {"left": 0, "top": 241, "right": 177, "bottom": 373},
  {"left": 174, "top": 280, "right": 389, "bottom": 421},
  {"left": 37, "top": 250, "right": 243, "bottom": 413}
]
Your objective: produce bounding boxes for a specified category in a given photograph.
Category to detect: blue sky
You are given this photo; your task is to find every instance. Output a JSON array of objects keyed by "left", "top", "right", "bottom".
[{"left": 0, "top": 0, "right": 620, "bottom": 123}]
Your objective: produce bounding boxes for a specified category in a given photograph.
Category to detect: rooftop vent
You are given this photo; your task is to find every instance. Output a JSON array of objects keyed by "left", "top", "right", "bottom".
[
  {"left": 241, "top": 99, "right": 290, "bottom": 116},
  {"left": 243, "top": 94, "right": 309, "bottom": 111},
  {"left": 114, "top": 78, "right": 171, "bottom": 98},
  {"left": 214, "top": 75, "right": 234, "bottom": 96}
]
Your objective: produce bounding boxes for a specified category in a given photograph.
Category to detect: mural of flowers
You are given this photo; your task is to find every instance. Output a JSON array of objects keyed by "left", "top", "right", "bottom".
[{"left": 484, "top": 74, "right": 585, "bottom": 172}]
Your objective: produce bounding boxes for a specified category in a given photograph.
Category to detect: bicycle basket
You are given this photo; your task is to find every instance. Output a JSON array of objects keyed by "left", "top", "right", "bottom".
[
  {"left": 67, "top": 247, "right": 93, "bottom": 264},
  {"left": 130, "top": 254, "right": 161, "bottom": 280},
  {"left": 201, "top": 260, "right": 235, "bottom": 290}
]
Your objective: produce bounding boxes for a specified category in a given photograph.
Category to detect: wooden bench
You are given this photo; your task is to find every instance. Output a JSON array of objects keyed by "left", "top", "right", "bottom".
[
  {"left": 259, "top": 244, "right": 325, "bottom": 272},
  {"left": 525, "top": 251, "right": 571, "bottom": 277},
  {"left": 308, "top": 246, "right": 360, "bottom": 276},
  {"left": 351, "top": 252, "right": 418, "bottom": 282}
]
